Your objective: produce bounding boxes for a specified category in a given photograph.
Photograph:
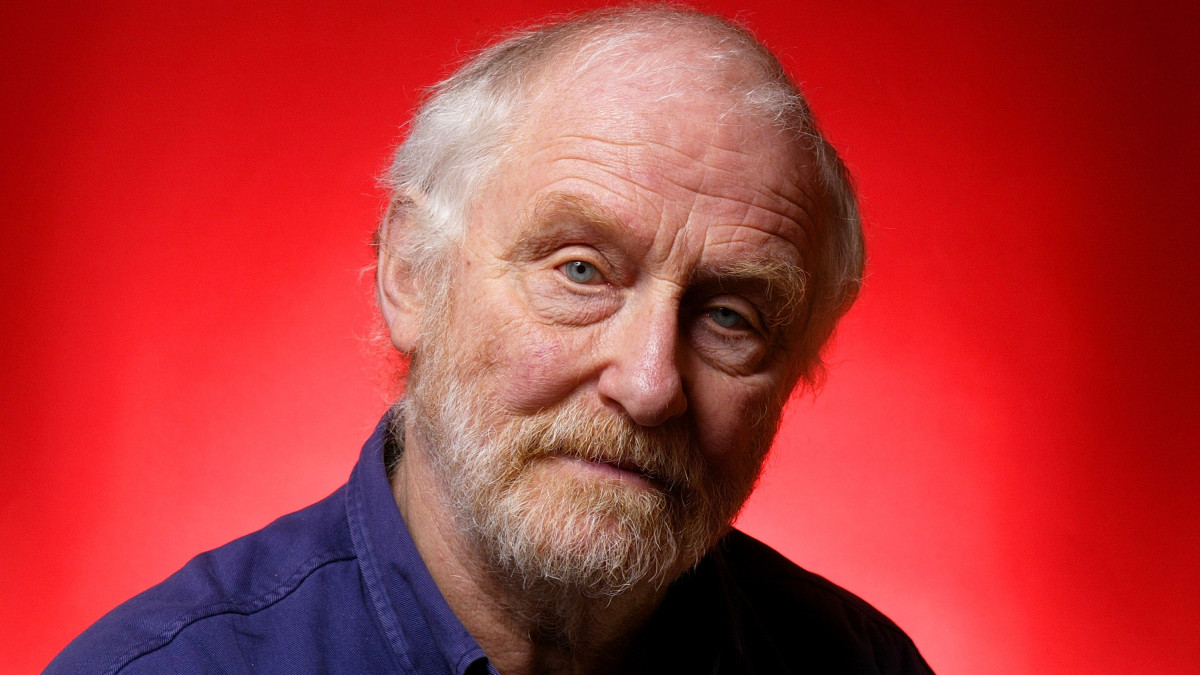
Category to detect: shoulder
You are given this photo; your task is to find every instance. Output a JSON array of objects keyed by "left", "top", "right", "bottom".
[
  {"left": 46, "top": 486, "right": 379, "bottom": 674},
  {"left": 710, "top": 530, "right": 935, "bottom": 674},
  {"left": 717, "top": 529, "right": 906, "bottom": 631}
]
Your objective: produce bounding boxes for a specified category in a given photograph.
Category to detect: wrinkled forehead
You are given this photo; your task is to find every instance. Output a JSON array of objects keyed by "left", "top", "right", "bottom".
[{"left": 502, "top": 54, "right": 817, "bottom": 249}]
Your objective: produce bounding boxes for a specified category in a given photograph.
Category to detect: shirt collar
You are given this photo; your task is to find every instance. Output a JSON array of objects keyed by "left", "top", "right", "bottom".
[{"left": 346, "top": 412, "right": 493, "bottom": 675}]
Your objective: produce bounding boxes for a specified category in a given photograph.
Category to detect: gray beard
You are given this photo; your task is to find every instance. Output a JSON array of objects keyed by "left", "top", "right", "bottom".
[{"left": 395, "top": 298, "right": 775, "bottom": 639}]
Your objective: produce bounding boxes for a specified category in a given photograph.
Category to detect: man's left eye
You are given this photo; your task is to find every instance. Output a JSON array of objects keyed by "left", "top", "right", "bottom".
[
  {"left": 708, "top": 306, "right": 746, "bottom": 329},
  {"left": 562, "top": 260, "right": 599, "bottom": 284}
]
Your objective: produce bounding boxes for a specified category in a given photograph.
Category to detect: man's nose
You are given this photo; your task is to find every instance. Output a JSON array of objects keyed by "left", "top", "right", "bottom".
[{"left": 596, "top": 301, "right": 688, "bottom": 427}]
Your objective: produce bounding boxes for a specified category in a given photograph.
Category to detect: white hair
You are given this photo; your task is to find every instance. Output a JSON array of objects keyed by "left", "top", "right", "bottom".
[{"left": 378, "top": 4, "right": 863, "bottom": 384}]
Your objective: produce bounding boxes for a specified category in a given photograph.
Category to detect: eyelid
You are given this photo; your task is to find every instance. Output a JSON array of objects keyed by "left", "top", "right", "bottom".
[
  {"left": 560, "top": 260, "right": 604, "bottom": 285},
  {"left": 703, "top": 296, "right": 766, "bottom": 335},
  {"left": 552, "top": 246, "right": 613, "bottom": 276}
]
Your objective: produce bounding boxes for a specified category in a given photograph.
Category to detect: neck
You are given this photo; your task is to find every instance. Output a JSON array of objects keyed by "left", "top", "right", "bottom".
[{"left": 391, "top": 422, "right": 668, "bottom": 675}]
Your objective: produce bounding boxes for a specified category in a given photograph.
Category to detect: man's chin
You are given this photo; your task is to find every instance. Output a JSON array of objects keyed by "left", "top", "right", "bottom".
[{"left": 477, "top": 468, "right": 684, "bottom": 595}]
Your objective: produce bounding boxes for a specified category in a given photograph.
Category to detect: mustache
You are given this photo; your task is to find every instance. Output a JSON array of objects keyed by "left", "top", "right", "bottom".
[{"left": 507, "top": 402, "right": 702, "bottom": 491}]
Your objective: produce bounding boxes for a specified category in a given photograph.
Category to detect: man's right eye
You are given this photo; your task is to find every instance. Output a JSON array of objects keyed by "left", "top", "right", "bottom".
[{"left": 561, "top": 260, "right": 599, "bottom": 284}]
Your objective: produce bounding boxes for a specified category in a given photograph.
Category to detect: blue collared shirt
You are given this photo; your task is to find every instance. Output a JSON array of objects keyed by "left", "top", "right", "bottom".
[
  {"left": 49, "top": 416, "right": 934, "bottom": 674},
  {"left": 48, "top": 416, "right": 495, "bottom": 674}
]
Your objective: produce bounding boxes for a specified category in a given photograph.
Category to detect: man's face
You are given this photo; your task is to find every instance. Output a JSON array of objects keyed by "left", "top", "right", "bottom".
[{"left": 404, "top": 66, "right": 815, "bottom": 597}]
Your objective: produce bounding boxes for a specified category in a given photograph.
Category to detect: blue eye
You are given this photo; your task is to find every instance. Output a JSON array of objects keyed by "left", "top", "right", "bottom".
[
  {"left": 708, "top": 307, "right": 745, "bottom": 329},
  {"left": 563, "top": 260, "right": 598, "bottom": 283}
]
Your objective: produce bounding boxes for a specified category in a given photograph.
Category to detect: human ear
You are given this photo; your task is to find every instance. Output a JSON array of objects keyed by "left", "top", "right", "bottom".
[{"left": 375, "top": 200, "right": 423, "bottom": 354}]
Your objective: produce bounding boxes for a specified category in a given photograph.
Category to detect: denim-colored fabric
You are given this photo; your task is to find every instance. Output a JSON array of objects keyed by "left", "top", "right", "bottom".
[{"left": 48, "top": 415, "right": 932, "bottom": 674}]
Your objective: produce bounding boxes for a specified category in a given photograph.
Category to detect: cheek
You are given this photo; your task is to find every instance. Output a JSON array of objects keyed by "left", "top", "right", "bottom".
[
  {"left": 477, "top": 320, "right": 585, "bottom": 414},
  {"left": 449, "top": 266, "right": 605, "bottom": 414},
  {"left": 523, "top": 273, "right": 620, "bottom": 327},
  {"left": 688, "top": 374, "right": 784, "bottom": 469}
]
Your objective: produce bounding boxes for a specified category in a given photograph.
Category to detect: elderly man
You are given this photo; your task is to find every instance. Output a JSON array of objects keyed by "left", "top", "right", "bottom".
[{"left": 51, "top": 6, "right": 932, "bottom": 674}]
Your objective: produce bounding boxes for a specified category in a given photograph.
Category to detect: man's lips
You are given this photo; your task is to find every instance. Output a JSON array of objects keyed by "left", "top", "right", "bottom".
[{"left": 548, "top": 455, "right": 666, "bottom": 491}]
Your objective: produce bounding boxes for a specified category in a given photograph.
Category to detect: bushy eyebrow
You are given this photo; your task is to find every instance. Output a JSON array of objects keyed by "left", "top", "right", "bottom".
[
  {"left": 509, "top": 192, "right": 628, "bottom": 258},
  {"left": 695, "top": 257, "right": 808, "bottom": 329}
]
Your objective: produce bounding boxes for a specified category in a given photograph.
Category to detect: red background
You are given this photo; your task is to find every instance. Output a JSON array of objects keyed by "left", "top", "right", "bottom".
[{"left": 3, "top": 1, "right": 1197, "bottom": 672}]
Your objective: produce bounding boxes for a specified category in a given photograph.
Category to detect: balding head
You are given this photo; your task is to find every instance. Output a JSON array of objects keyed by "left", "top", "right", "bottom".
[{"left": 377, "top": 4, "right": 860, "bottom": 386}]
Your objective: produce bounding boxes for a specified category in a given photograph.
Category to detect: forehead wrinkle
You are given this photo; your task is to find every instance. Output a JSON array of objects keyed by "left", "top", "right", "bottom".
[
  {"left": 563, "top": 133, "right": 813, "bottom": 237},
  {"left": 649, "top": 172, "right": 809, "bottom": 252},
  {"left": 759, "top": 180, "right": 815, "bottom": 239},
  {"left": 532, "top": 127, "right": 780, "bottom": 186},
  {"left": 683, "top": 132, "right": 816, "bottom": 237},
  {"left": 542, "top": 155, "right": 661, "bottom": 201},
  {"left": 526, "top": 128, "right": 810, "bottom": 221},
  {"left": 527, "top": 163, "right": 809, "bottom": 274},
  {"left": 538, "top": 147, "right": 810, "bottom": 246},
  {"left": 547, "top": 131, "right": 770, "bottom": 189},
  {"left": 714, "top": 194, "right": 811, "bottom": 253}
]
